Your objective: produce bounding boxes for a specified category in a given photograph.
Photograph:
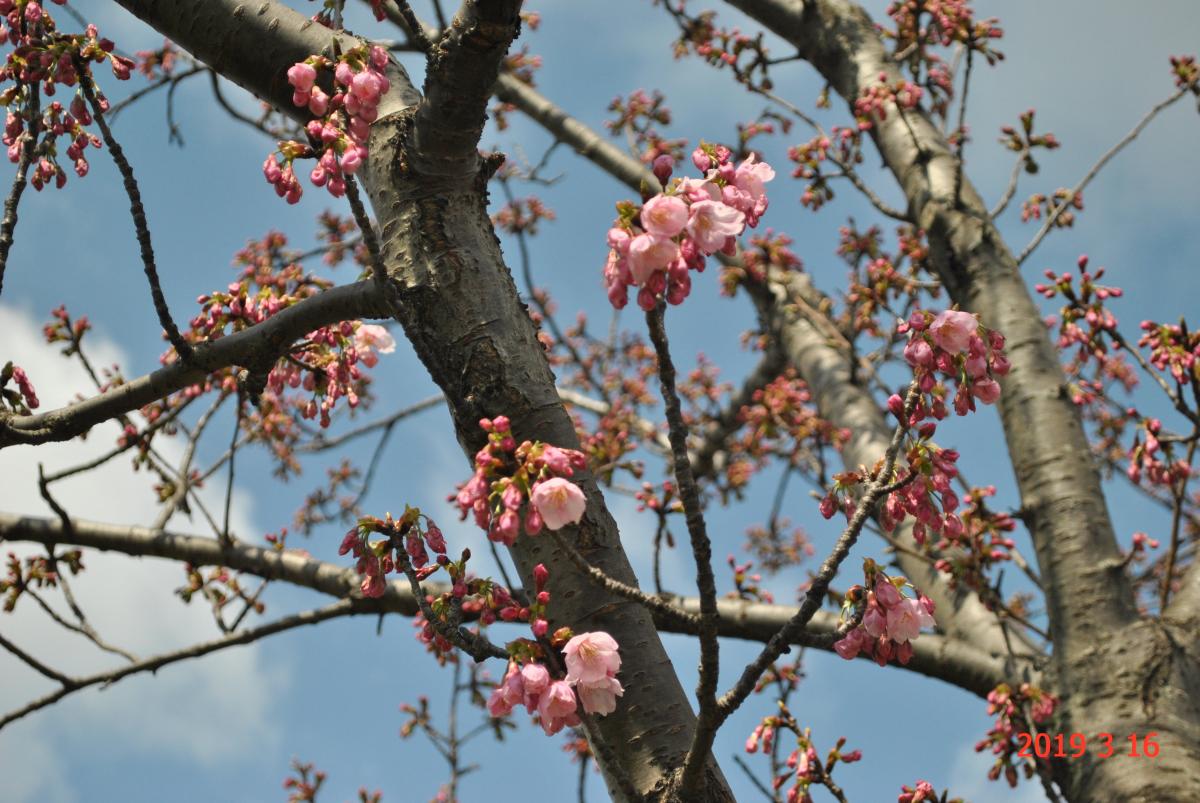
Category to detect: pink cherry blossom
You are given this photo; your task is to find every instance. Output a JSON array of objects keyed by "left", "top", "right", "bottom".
[
  {"left": 928, "top": 309, "right": 978, "bottom": 354},
  {"left": 734, "top": 152, "right": 776, "bottom": 201},
  {"left": 287, "top": 62, "right": 316, "bottom": 92},
  {"left": 520, "top": 662, "right": 550, "bottom": 712},
  {"left": 627, "top": 233, "right": 680, "bottom": 286},
  {"left": 640, "top": 194, "right": 689, "bottom": 238},
  {"left": 886, "top": 597, "right": 935, "bottom": 643},
  {"left": 576, "top": 676, "right": 624, "bottom": 715},
  {"left": 687, "top": 200, "right": 745, "bottom": 254},
  {"left": 971, "top": 377, "right": 1001, "bottom": 404},
  {"left": 537, "top": 680, "right": 580, "bottom": 736},
  {"left": 563, "top": 631, "right": 620, "bottom": 684},
  {"left": 530, "top": 478, "right": 587, "bottom": 530}
]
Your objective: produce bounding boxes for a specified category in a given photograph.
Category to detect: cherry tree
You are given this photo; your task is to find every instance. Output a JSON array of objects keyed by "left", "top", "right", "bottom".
[{"left": 0, "top": 1, "right": 1198, "bottom": 801}]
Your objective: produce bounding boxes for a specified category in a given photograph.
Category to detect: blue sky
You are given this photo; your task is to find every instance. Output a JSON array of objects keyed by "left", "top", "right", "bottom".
[{"left": 1, "top": 1, "right": 1198, "bottom": 801}]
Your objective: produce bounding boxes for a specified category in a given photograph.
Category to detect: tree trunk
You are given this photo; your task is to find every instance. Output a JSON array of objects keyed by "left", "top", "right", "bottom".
[{"left": 724, "top": 0, "right": 1200, "bottom": 797}]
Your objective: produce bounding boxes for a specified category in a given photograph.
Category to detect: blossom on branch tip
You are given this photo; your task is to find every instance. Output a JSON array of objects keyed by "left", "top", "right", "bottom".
[{"left": 530, "top": 477, "right": 586, "bottom": 530}]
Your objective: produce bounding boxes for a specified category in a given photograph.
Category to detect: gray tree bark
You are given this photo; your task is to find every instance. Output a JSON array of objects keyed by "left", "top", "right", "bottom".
[
  {"left": 107, "top": 0, "right": 732, "bottom": 798},
  {"left": 724, "top": 0, "right": 1200, "bottom": 798}
]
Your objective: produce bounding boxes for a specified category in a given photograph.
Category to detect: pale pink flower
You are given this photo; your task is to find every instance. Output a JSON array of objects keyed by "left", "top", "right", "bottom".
[
  {"left": 640, "top": 194, "right": 689, "bottom": 238},
  {"left": 287, "top": 62, "right": 316, "bottom": 92},
  {"left": 627, "top": 233, "right": 680, "bottom": 285},
  {"left": 530, "top": 478, "right": 587, "bottom": 530},
  {"left": 874, "top": 578, "right": 902, "bottom": 608},
  {"left": 676, "top": 177, "right": 721, "bottom": 204},
  {"left": 833, "top": 628, "right": 866, "bottom": 660},
  {"left": 903, "top": 337, "right": 934, "bottom": 368},
  {"left": 607, "top": 227, "right": 632, "bottom": 254},
  {"left": 928, "top": 310, "right": 978, "bottom": 354},
  {"left": 537, "top": 680, "right": 580, "bottom": 735},
  {"left": 487, "top": 663, "right": 522, "bottom": 717},
  {"left": 687, "top": 200, "right": 745, "bottom": 254},
  {"left": 576, "top": 676, "right": 624, "bottom": 715},
  {"left": 520, "top": 662, "right": 550, "bottom": 711},
  {"left": 563, "top": 631, "right": 620, "bottom": 684},
  {"left": 862, "top": 605, "right": 887, "bottom": 638},
  {"left": 886, "top": 597, "right": 935, "bottom": 643},
  {"left": 734, "top": 153, "right": 775, "bottom": 201},
  {"left": 971, "top": 377, "right": 1001, "bottom": 404},
  {"left": 486, "top": 685, "right": 513, "bottom": 717},
  {"left": 355, "top": 324, "right": 396, "bottom": 359}
]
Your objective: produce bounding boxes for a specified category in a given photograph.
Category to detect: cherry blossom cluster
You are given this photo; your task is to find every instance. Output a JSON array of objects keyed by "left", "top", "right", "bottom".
[
  {"left": 1, "top": 548, "right": 82, "bottom": 612},
  {"left": 281, "top": 759, "right": 381, "bottom": 803},
  {"left": 452, "top": 416, "right": 588, "bottom": 546},
  {"left": 822, "top": 435, "right": 964, "bottom": 551},
  {"left": 1127, "top": 417, "right": 1190, "bottom": 488},
  {"left": 122, "top": 232, "right": 393, "bottom": 477},
  {"left": 727, "top": 555, "right": 773, "bottom": 604},
  {"left": 885, "top": 0, "right": 1003, "bottom": 58},
  {"left": 999, "top": 108, "right": 1060, "bottom": 170},
  {"left": 571, "top": 403, "right": 644, "bottom": 486},
  {"left": 264, "top": 44, "right": 389, "bottom": 202},
  {"left": 407, "top": 558, "right": 552, "bottom": 665},
  {"left": 854, "top": 73, "right": 925, "bottom": 130},
  {"left": 339, "top": 507, "right": 447, "bottom": 598},
  {"left": 745, "top": 709, "right": 861, "bottom": 803},
  {"left": 833, "top": 566, "right": 935, "bottom": 666},
  {"left": 134, "top": 39, "right": 177, "bottom": 79},
  {"left": 315, "top": 210, "right": 369, "bottom": 269},
  {"left": 1170, "top": 54, "right": 1199, "bottom": 92},
  {"left": 41, "top": 302, "right": 91, "bottom": 351},
  {"left": 898, "top": 308, "right": 1009, "bottom": 418},
  {"left": 1035, "top": 255, "right": 1123, "bottom": 370},
  {"left": 930, "top": 485, "right": 1017, "bottom": 591},
  {"left": 735, "top": 109, "right": 789, "bottom": 154},
  {"left": 487, "top": 631, "right": 624, "bottom": 735},
  {"left": 666, "top": 6, "right": 778, "bottom": 95},
  {"left": 897, "top": 780, "right": 961, "bottom": 803},
  {"left": 0, "top": 360, "right": 38, "bottom": 412},
  {"left": 838, "top": 224, "right": 933, "bottom": 337},
  {"left": 604, "top": 89, "right": 685, "bottom": 164},
  {"left": 743, "top": 519, "right": 813, "bottom": 575},
  {"left": 602, "top": 143, "right": 775, "bottom": 310},
  {"left": 0, "top": 9, "right": 132, "bottom": 189},
  {"left": 720, "top": 229, "right": 802, "bottom": 294},
  {"left": 975, "top": 682, "right": 1058, "bottom": 788},
  {"left": 787, "top": 126, "right": 866, "bottom": 212},
  {"left": 491, "top": 194, "right": 555, "bottom": 236},
  {"left": 1139, "top": 318, "right": 1200, "bottom": 386},
  {"left": 177, "top": 563, "right": 266, "bottom": 618},
  {"left": 184, "top": 288, "right": 391, "bottom": 431},
  {"left": 1021, "top": 187, "right": 1082, "bottom": 227},
  {"left": 725, "top": 372, "right": 849, "bottom": 496}
]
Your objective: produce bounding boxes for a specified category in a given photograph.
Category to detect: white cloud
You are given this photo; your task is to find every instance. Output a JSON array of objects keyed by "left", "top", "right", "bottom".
[{"left": 0, "top": 305, "right": 283, "bottom": 802}]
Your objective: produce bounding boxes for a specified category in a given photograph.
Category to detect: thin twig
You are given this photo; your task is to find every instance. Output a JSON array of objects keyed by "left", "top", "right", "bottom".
[
  {"left": 990, "top": 148, "right": 1027, "bottom": 219},
  {"left": 1017, "top": 86, "right": 1188, "bottom": 265},
  {"left": 0, "top": 599, "right": 364, "bottom": 731},
  {"left": 220, "top": 392, "right": 244, "bottom": 547},
  {"left": 77, "top": 59, "right": 193, "bottom": 362},
  {"left": 297, "top": 394, "right": 443, "bottom": 452},
  {"left": 0, "top": 83, "right": 39, "bottom": 300},
  {"left": 645, "top": 303, "right": 722, "bottom": 797},
  {"left": 547, "top": 529, "right": 700, "bottom": 629},
  {"left": 344, "top": 174, "right": 391, "bottom": 296},
  {"left": 714, "top": 382, "right": 920, "bottom": 724}
]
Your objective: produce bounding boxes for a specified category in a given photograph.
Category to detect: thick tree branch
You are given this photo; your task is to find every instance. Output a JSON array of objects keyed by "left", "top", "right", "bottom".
[
  {"left": 0, "top": 512, "right": 1007, "bottom": 697},
  {"left": 493, "top": 74, "right": 661, "bottom": 191},
  {"left": 0, "top": 281, "right": 389, "bottom": 447},
  {"left": 721, "top": 0, "right": 1199, "bottom": 797}
]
